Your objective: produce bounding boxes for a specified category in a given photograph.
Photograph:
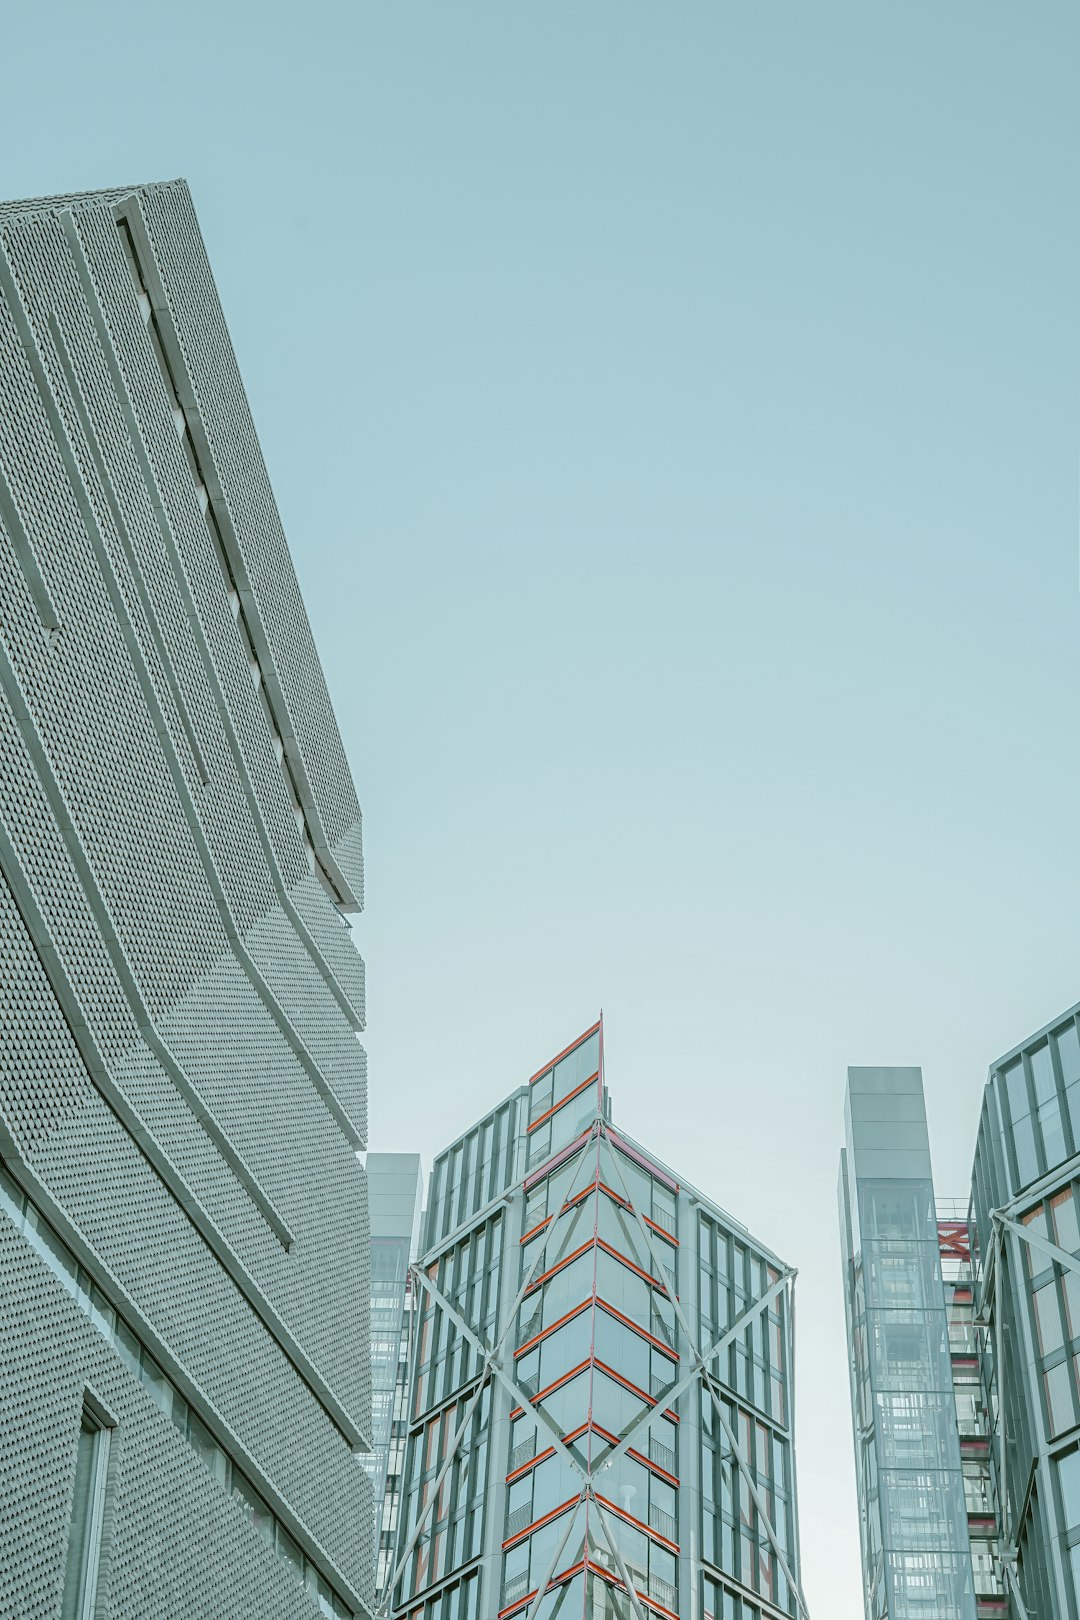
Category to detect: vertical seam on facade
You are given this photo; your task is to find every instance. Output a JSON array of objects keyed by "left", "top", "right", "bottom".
[
  {"left": 58, "top": 209, "right": 365, "bottom": 1035},
  {"left": 0, "top": 459, "right": 61, "bottom": 633},
  {"left": 117, "top": 197, "right": 359, "bottom": 913}
]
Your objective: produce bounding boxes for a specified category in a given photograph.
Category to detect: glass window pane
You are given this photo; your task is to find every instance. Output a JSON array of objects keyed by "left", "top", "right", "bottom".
[
  {"left": 1005, "top": 1062, "right": 1030, "bottom": 1123},
  {"left": 1058, "top": 1448, "right": 1080, "bottom": 1530},
  {"left": 1031, "top": 1045, "right": 1057, "bottom": 1106},
  {"left": 1058, "top": 1025, "right": 1080, "bottom": 1086},
  {"left": 1045, "top": 1361, "right": 1074, "bottom": 1437}
]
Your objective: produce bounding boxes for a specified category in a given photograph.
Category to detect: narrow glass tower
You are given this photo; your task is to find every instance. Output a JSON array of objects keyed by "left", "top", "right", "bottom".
[
  {"left": 388, "top": 1019, "right": 805, "bottom": 1620},
  {"left": 839, "top": 1067, "right": 978, "bottom": 1620}
]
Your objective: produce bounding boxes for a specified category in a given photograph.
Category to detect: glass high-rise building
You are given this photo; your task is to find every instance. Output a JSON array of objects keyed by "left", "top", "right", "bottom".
[
  {"left": 0, "top": 180, "right": 371, "bottom": 1619},
  {"left": 840, "top": 1002, "right": 1080, "bottom": 1620},
  {"left": 970, "top": 1002, "right": 1080, "bottom": 1616},
  {"left": 387, "top": 1018, "right": 806, "bottom": 1620},
  {"left": 366, "top": 1153, "right": 425, "bottom": 1597}
]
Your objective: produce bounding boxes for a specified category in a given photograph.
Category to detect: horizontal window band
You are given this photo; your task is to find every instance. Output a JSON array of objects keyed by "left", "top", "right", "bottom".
[
  {"left": 523, "top": 1132, "right": 593, "bottom": 1194},
  {"left": 524, "top": 1234, "right": 666, "bottom": 1301},
  {"left": 504, "top": 1420, "right": 680, "bottom": 1488},
  {"left": 501, "top": 1494, "right": 579, "bottom": 1550},
  {"left": 509, "top": 1360, "right": 592, "bottom": 1419},
  {"left": 527, "top": 1022, "right": 601, "bottom": 1086},
  {"left": 524, "top": 1239, "right": 594, "bottom": 1295},
  {"left": 527, "top": 1075, "right": 599, "bottom": 1134},
  {"left": 515, "top": 1298, "right": 592, "bottom": 1358},
  {"left": 499, "top": 1558, "right": 586, "bottom": 1620},
  {"left": 0, "top": 1161, "right": 357, "bottom": 1617},
  {"left": 594, "top": 1492, "right": 678, "bottom": 1554},
  {"left": 643, "top": 1215, "right": 679, "bottom": 1248},
  {"left": 585, "top": 1558, "right": 679, "bottom": 1620},
  {"left": 595, "top": 1298, "right": 679, "bottom": 1361},
  {"left": 520, "top": 1216, "right": 553, "bottom": 1246},
  {"left": 597, "top": 1237, "right": 665, "bottom": 1290},
  {"left": 606, "top": 1129, "right": 679, "bottom": 1194}
]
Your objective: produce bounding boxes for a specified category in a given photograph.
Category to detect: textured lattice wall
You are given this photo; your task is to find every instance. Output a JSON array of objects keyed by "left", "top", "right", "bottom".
[{"left": 0, "top": 179, "right": 372, "bottom": 1618}]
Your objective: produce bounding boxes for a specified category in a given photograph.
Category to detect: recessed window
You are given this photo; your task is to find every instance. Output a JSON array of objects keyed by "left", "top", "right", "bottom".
[{"left": 61, "top": 1406, "right": 111, "bottom": 1620}]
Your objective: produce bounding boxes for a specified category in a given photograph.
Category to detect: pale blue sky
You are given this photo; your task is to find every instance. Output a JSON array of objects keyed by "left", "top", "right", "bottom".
[{"left": 6, "top": 5, "right": 1080, "bottom": 1612}]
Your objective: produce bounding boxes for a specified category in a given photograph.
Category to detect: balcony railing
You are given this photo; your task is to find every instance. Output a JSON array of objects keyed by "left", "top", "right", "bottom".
[
  {"left": 505, "top": 1504, "right": 533, "bottom": 1541},
  {"left": 502, "top": 1571, "right": 529, "bottom": 1606},
  {"left": 648, "top": 1435, "right": 677, "bottom": 1475},
  {"left": 648, "top": 1505, "right": 677, "bottom": 1543},
  {"left": 647, "top": 1572, "right": 678, "bottom": 1610},
  {"left": 509, "top": 1434, "right": 536, "bottom": 1475}
]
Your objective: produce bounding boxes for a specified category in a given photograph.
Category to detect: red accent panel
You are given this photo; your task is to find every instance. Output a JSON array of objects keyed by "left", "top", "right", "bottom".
[{"left": 937, "top": 1219, "right": 972, "bottom": 1261}]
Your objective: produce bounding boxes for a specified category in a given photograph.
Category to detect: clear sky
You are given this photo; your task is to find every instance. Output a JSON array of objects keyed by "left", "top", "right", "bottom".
[{"left": 5, "top": 4, "right": 1080, "bottom": 1613}]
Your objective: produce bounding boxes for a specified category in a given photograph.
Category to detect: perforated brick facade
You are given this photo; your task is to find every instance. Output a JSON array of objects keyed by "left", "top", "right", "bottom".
[{"left": 0, "top": 178, "right": 372, "bottom": 1619}]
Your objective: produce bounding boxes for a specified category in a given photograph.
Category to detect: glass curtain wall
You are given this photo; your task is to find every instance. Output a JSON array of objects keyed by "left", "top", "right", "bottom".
[{"left": 839, "top": 1067, "right": 976, "bottom": 1620}]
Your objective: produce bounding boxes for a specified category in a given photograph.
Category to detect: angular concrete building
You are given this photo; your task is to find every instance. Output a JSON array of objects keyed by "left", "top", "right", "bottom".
[
  {"left": 387, "top": 1019, "right": 805, "bottom": 1620},
  {"left": 0, "top": 180, "right": 372, "bottom": 1618}
]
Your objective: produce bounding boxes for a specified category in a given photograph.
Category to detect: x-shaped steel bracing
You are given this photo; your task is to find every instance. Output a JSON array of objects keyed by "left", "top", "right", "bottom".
[{"left": 384, "top": 1110, "right": 810, "bottom": 1619}]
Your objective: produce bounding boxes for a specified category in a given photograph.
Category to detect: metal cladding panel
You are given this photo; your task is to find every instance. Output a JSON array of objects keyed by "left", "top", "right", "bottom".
[
  {"left": 0, "top": 1217, "right": 329, "bottom": 1620},
  {"left": 0, "top": 180, "right": 371, "bottom": 1616}
]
